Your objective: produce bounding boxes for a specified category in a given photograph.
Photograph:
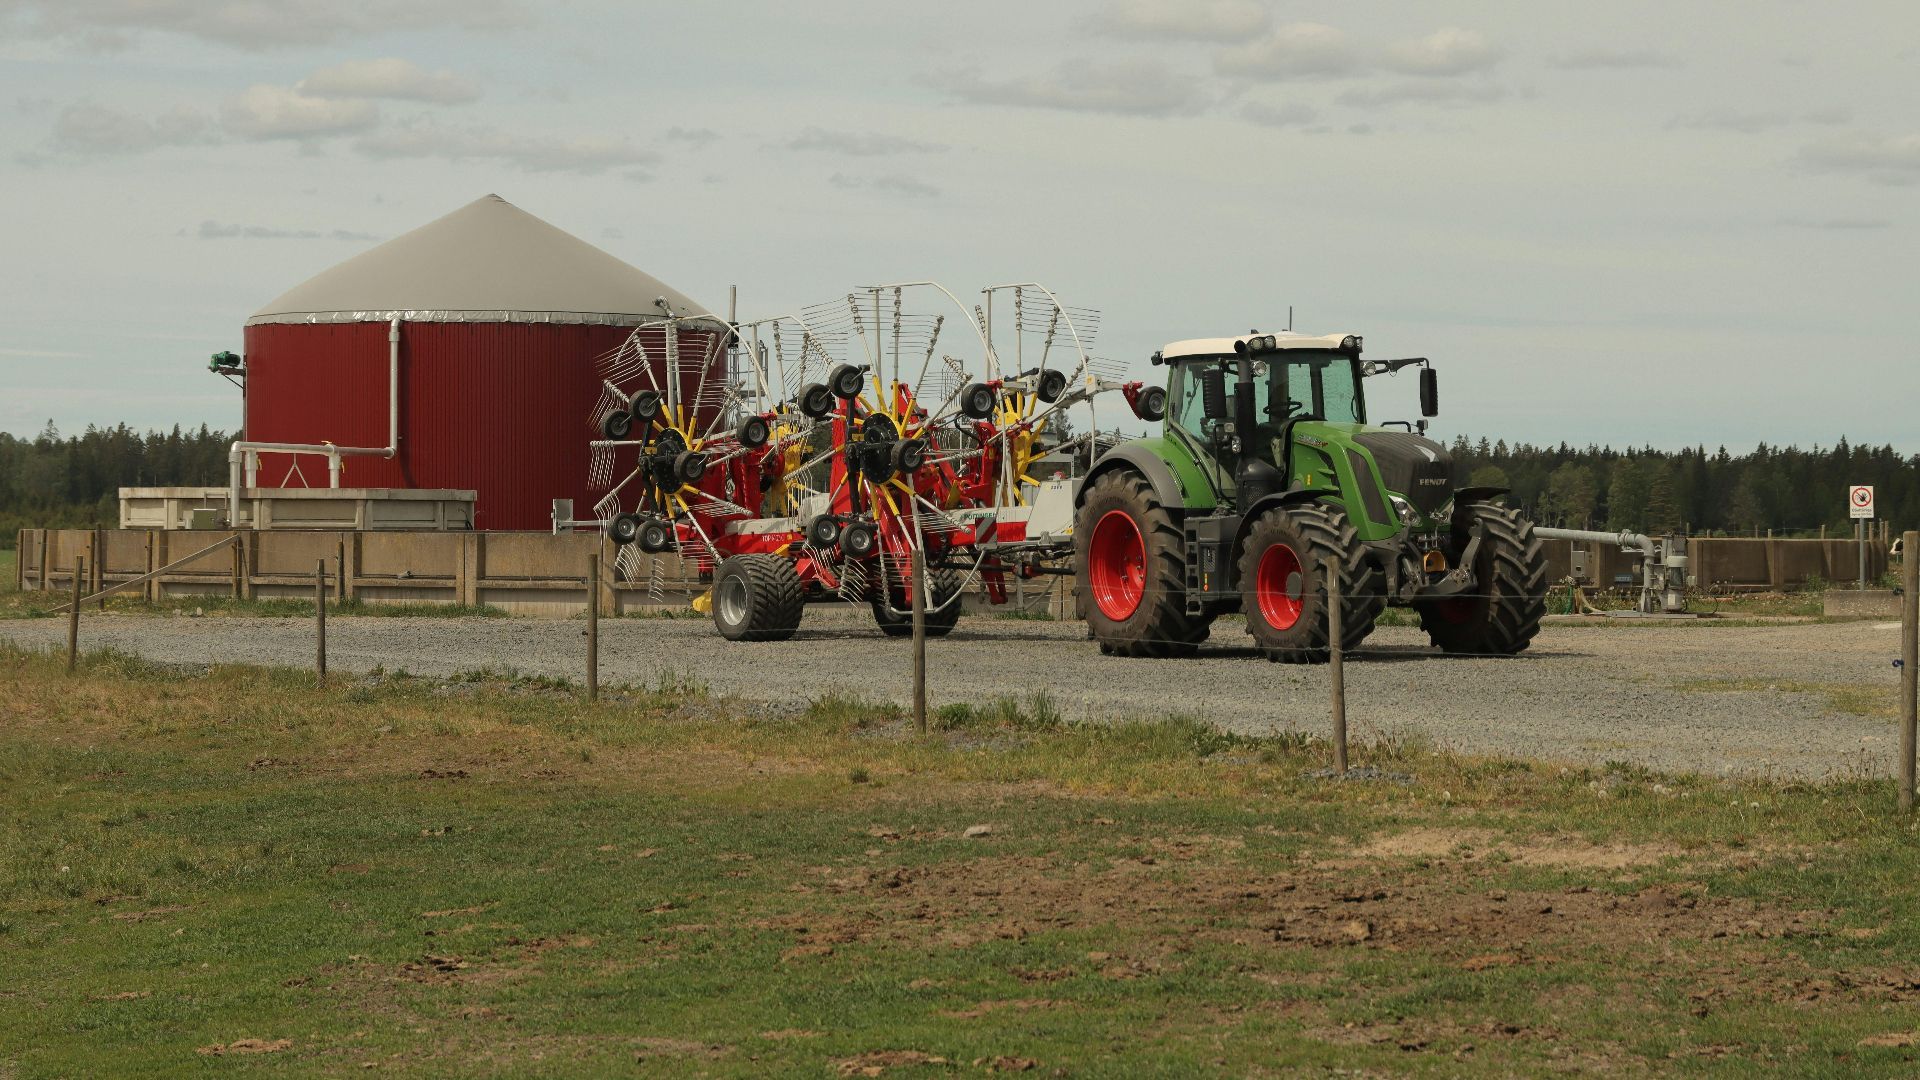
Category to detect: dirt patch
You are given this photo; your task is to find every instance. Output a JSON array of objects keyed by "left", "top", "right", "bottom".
[
  {"left": 196, "top": 1038, "right": 292, "bottom": 1056},
  {"left": 789, "top": 851, "right": 1874, "bottom": 1012},
  {"left": 109, "top": 904, "right": 192, "bottom": 922},
  {"left": 1347, "top": 826, "right": 1685, "bottom": 869},
  {"left": 836, "top": 1050, "right": 952, "bottom": 1075}
]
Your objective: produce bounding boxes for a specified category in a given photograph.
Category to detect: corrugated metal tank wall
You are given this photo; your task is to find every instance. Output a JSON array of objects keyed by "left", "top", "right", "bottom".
[{"left": 243, "top": 321, "right": 723, "bottom": 531}]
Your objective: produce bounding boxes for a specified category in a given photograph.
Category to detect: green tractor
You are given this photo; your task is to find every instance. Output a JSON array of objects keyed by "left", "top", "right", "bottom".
[{"left": 1074, "top": 331, "right": 1546, "bottom": 662}]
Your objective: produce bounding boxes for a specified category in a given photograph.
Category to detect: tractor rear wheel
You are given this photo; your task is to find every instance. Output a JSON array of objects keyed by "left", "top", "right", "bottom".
[
  {"left": 871, "top": 568, "right": 963, "bottom": 638},
  {"left": 1075, "top": 469, "right": 1203, "bottom": 657},
  {"left": 1239, "top": 502, "right": 1385, "bottom": 664},
  {"left": 1417, "top": 502, "right": 1546, "bottom": 656},
  {"left": 712, "top": 554, "right": 805, "bottom": 642}
]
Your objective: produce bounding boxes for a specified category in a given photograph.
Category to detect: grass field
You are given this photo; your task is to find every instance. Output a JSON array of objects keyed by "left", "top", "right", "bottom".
[{"left": 5, "top": 643, "right": 1920, "bottom": 1076}]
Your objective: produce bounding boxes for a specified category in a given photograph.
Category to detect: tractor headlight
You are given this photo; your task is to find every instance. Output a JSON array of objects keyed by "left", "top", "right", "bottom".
[
  {"left": 1341, "top": 335, "right": 1363, "bottom": 354},
  {"left": 1388, "top": 494, "right": 1419, "bottom": 526}
]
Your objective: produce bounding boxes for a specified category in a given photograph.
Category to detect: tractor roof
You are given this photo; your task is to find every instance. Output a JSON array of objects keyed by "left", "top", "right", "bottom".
[{"left": 1160, "top": 331, "right": 1355, "bottom": 361}]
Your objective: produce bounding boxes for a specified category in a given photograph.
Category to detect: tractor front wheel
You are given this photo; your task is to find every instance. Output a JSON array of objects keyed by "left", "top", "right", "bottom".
[
  {"left": 1075, "top": 469, "right": 1203, "bottom": 657},
  {"left": 712, "top": 554, "right": 805, "bottom": 642},
  {"left": 1416, "top": 502, "right": 1546, "bottom": 656},
  {"left": 1239, "top": 502, "right": 1384, "bottom": 664}
]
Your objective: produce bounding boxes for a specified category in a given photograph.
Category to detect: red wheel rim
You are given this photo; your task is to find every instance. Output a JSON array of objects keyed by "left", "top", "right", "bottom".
[
  {"left": 1088, "top": 510, "right": 1147, "bottom": 621},
  {"left": 1255, "top": 543, "right": 1305, "bottom": 630}
]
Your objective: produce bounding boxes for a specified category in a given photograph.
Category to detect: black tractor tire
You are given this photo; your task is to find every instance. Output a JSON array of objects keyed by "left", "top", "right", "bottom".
[
  {"left": 829, "top": 363, "right": 866, "bottom": 400},
  {"left": 672, "top": 451, "right": 708, "bottom": 487},
  {"left": 871, "top": 568, "right": 963, "bottom": 638},
  {"left": 798, "top": 383, "right": 834, "bottom": 419},
  {"left": 1074, "top": 468, "right": 1204, "bottom": 658},
  {"left": 840, "top": 520, "right": 878, "bottom": 560},
  {"left": 1238, "top": 502, "right": 1385, "bottom": 664},
  {"left": 1416, "top": 502, "right": 1547, "bottom": 656},
  {"left": 1035, "top": 367, "right": 1068, "bottom": 403},
  {"left": 628, "top": 390, "right": 662, "bottom": 422},
  {"left": 959, "top": 382, "right": 996, "bottom": 420},
  {"left": 736, "top": 415, "right": 770, "bottom": 449},
  {"left": 806, "top": 514, "right": 842, "bottom": 549},
  {"left": 1133, "top": 385, "right": 1167, "bottom": 422},
  {"left": 636, "top": 516, "right": 674, "bottom": 554},
  {"left": 607, "top": 512, "right": 641, "bottom": 545},
  {"left": 711, "top": 554, "right": 805, "bottom": 642}
]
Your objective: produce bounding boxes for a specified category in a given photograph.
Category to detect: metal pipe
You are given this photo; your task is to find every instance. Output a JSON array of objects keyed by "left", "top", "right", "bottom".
[
  {"left": 1536, "top": 527, "right": 1663, "bottom": 613},
  {"left": 226, "top": 318, "right": 403, "bottom": 524}
]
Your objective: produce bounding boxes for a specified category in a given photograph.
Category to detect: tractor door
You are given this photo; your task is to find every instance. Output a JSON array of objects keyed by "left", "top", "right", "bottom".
[{"left": 1166, "top": 359, "right": 1234, "bottom": 501}]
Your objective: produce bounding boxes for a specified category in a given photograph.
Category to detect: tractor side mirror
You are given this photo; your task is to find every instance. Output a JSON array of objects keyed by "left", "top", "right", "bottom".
[
  {"left": 1419, "top": 367, "right": 1439, "bottom": 418},
  {"left": 1199, "top": 368, "right": 1228, "bottom": 421}
]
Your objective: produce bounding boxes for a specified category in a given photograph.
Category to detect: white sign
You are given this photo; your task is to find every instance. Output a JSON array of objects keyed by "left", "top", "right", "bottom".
[{"left": 1849, "top": 484, "right": 1875, "bottom": 519}]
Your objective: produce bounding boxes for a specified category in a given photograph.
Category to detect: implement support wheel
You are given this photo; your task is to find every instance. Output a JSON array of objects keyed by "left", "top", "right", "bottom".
[{"left": 712, "top": 554, "right": 805, "bottom": 642}]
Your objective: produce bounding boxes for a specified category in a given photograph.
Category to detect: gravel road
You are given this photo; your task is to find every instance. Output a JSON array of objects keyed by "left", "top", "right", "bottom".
[{"left": 3, "top": 610, "right": 1903, "bottom": 779}]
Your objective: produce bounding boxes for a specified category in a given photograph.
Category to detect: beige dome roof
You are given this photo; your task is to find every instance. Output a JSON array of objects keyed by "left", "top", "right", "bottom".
[{"left": 248, "top": 194, "right": 715, "bottom": 327}]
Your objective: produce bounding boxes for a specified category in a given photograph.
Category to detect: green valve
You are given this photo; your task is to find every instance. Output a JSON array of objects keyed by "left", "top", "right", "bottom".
[{"left": 208, "top": 351, "right": 241, "bottom": 372}]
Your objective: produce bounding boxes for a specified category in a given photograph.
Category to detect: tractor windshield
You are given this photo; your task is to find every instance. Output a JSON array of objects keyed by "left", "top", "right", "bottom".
[{"left": 1264, "top": 351, "right": 1363, "bottom": 425}]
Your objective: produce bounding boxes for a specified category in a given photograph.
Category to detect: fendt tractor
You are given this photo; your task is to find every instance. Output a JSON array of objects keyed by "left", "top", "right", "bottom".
[{"left": 1074, "top": 331, "right": 1548, "bottom": 663}]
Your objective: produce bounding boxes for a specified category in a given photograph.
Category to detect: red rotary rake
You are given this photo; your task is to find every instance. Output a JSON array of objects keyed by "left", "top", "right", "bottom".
[{"left": 577, "top": 283, "right": 1166, "bottom": 641}]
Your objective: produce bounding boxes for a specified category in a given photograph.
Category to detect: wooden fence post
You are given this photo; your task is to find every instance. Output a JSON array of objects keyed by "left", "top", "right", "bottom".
[
  {"left": 67, "top": 557, "right": 83, "bottom": 673},
  {"left": 585, "top": 552, "right": 599, "bottom": 703},
  {"left": 314, "top": 560, "right": 327, "bottom": 688},
  {"left": 1900, "top": 532, "right": 1917, "bottom": 815},
  {"left": 1327, "top": 556, "right": 1347, "bottom": 776},
  {"left": 912, "top": 548, "right": 928, "bottom": 736}
]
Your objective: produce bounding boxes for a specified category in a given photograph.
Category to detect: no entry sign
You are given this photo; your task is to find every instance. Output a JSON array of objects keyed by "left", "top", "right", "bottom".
[{"left": 1850, "top": 485, "right": 1875, "bottom": 519}]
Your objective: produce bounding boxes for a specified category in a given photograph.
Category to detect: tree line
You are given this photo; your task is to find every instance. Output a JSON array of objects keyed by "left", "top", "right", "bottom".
[
  {"left": 1, "top": 422, "right": 1914, "bottom": 548},
  {"left": 1446, "top": 437, "right": 1916, "bottom": 537},
  {"left": 1, "top": 423, "right": 232, "bottom": 547}
]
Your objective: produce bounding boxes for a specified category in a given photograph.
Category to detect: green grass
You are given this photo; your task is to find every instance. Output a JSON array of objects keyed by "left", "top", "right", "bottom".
[
  {"left": 6, "top": 642, "right": 1920, "bottom": 1076},
  {"left": 1679, "top": 677, "right": 1898, "bottom": 720},
  {"left": 0, "top": 547, "right": 15, "bottom": 593}
]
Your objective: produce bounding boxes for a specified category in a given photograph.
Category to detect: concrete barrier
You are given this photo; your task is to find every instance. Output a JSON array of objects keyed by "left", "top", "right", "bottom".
[
  {"left": 12, "top": 527, "right": 1890, "bottom": 618},
  {"left": 1823, "top": 589, "right": 1903, "bottom": 620}
]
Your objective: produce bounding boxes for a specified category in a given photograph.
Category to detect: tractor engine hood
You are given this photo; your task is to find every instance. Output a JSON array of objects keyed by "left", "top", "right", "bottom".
[{"left": 1351, "top": 431, "right": 1453, "bottom": 517}]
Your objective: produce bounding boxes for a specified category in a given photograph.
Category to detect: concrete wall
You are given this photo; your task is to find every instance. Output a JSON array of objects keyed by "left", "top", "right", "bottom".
[{"left": 13, "top": 528, "right": 1882, "bottom": 618}]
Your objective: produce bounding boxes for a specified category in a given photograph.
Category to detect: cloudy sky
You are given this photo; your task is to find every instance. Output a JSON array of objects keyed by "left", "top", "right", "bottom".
[{"left": 2, "top": 0, "right": 1914, "bottom": 451}]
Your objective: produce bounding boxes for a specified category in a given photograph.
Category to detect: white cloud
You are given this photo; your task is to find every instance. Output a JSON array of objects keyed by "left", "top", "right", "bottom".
[
  {"left": 1338, "top": 81, "right": 1507, "bottom": 109},
  {"left": 47, "top": 102, "right": 211, "bottom": 153},
  {"left": 1087, "top": 0, "right": 1269, "bottom": 42},
  {"left": 196, "top": 220, "right": 383, "bottom": 241},
  {"left": 1796, "top": 133, "right": 1920, "bottom": 187},
  {"left": 664, "top": 126, "right": 720, "bottom": 148},
  {"left": 937, "top": 59, "right": 1208, "bottom": 117},
  {"left": 1380, "top": 28, "right": 1503, "bottom": 77},
  {"left": 1668, "top": 109, "right": 1789, "bottom": 134},
  {"left": 1239, "top": 100, "right": 1317, "bottom": 128},
  {"left": 1777, "top": 216, "right": 1892, "bottom": 231},
  {"left": 1670, "top": 107, "right": 1855, "bottom": 135},
  {"left": 221, "top": 84, "right": 379, "bottom": 139},
  {"left": 300, "top": 58, "right": 480, "bottom": 105},
  {"left": 4, "top": 0, "right": 525, "bottom": 50},
  {"left": 1214, "top": 23, "right": 1358, "bottom": 80},
  {"left": 353, "top": 120, "right": 661, "bottom": 175},
  {"left": 1549, "top": 48, "right": 1682, "bottom": 70},
  {"left": 786, "top": 127, "right": 946, "bottom": 155},
  {"left": 828, "top": 173, "right": 940, "bottom": 198}
]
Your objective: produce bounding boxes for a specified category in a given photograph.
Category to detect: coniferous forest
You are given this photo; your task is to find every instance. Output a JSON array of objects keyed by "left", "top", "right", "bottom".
[{"left": 0, "top": 423, "right": 1913, "bottom": 547}]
